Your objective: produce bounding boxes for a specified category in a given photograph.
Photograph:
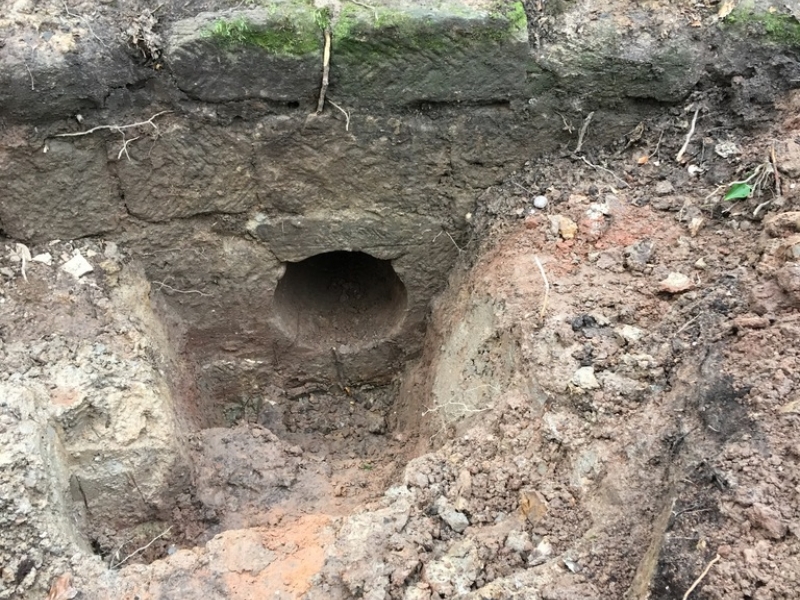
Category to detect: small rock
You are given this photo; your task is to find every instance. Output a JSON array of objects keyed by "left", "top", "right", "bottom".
[
  {"left": 596, "top": 248, "right": 623, "bottom": 271},
  {"left": 505, "top": 530, "right": 533, "bottom": 553},
  {"left": 778, "top": 397, "right": 800, "bottom": 414},
  {"left": 365, "top": 412, "right": 386, "bottom": 434},
  {"left": 455, "top": 469, "right": 472, "bottom": 500},
  {"left": 578, "top": 210, "right": 609, "bottom": 242},
  {"left": 533, "top": 195, "right": 548, "bottom": 209},
  {"left": 658, "top": 272, "right": 694, "bottom": 294},
  {"left": 715, "top": 141, "right": 740, "bottom": 158},
  {"left": 775, "top": 139, "right": 800, "bottom": 178},
  {"left": 732, "top": 315, "right": 770, "bottom": 329},
  {"left": 688, "top": 216, "right": 705, "bottom": 237},
  {"left": 556, "top": 215, "right": 578, "bottom": 240},
  {"left": 519, "top": 489, "right": 548, "bottom": 525},
  {"left": 563, "top": 557, "right": 580, "bottom": 573},
  {"left": 435, "top": 497, "right": 469, "bottom": 533},
  {"left": 404, "top": 585, "right": 432, "bottom": 600},
  {"left": 530, "top": 537, "right": 553, "bottom": 565},
  {"left": 616, "top": 325, "right": 645, "bottom": 344},
  {"left": 423, "top": 540, "right": 480, "bottom": 597},
  {"left": 624, "top": 239, "right": 655, "bottom": 272},
  {"left": 104, "top": 241, "right": 120, "bottom": 259},
  {"left": 746, "top": 503, "right": 788, "bottom": 540},
  {"left": 0, "top": 267, "right": 14, "bottom": 279},
  {"left": 31, "top": 253, "right": 52, "bottom": 265},
  {"left": 61, "top": 251, "right": 93, "bottom": 278},
  {"left": 776, "top": 262, "right": 800, "bottom": 300},
  {"left": 694, "top": 257, "right": 708, "bottom": 269},
  {"left": 571, "top": 366, "right": 600, "bottom": 390},
  {"left": 655, "top": 180, "right": 675, "bottom": 196},
  {"left": 765, "top": 211, "right": 800, "bottom": 236}
]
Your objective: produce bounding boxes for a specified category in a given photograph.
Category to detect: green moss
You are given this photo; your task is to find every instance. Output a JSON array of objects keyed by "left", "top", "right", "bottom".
[
  {"left": 207, "top": 15, "right": 320, "bottom": 56},
  {"left": 496, "top": 1, "right": 527, "bottom": 35},
  {"left": 332, "top": 0, "right": 527, "bottom": 60},
  {"left": 723, "top": 8, "right": 800, "bottom": 46}
]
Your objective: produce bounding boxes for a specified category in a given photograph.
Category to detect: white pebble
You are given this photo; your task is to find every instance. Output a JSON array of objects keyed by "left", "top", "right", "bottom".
[{"left": 533, "top": 195, "right": 548, "bottom": 209}]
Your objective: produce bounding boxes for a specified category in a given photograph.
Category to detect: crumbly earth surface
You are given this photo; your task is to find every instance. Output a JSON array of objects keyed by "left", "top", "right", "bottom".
[{"left": 4, "top": 85, "right": 800, "bottom": 600}]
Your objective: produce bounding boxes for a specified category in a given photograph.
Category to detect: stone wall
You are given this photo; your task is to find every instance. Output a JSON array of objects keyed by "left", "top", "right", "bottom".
[{"left": 1, "top": 0, "right": 799, "bottom": 414}]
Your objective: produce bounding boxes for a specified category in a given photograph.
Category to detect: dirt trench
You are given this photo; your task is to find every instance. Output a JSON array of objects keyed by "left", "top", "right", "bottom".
[
  {"left": 3, "top": 89, "right": 800, "bottom": 600},
  {"left": 2, "top": 1, "right": 800, "bottom": 595}
]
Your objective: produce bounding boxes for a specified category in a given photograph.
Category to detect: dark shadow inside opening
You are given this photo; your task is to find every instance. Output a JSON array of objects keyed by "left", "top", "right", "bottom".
[{"left": 273, "top": 251, "right": 407, "bottom": 348}]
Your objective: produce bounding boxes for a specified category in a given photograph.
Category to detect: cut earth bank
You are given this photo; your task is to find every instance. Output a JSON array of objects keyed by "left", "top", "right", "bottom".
[{"left": 1, "top": 0, "right": 800, "bottom": 598}]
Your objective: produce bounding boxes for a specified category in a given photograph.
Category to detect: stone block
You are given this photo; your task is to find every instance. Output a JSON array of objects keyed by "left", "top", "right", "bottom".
[
  {"left": 165, "top": 3, "right": 323, "bottom": 103},
  {"left": 0, "top": 139, "right": 122, "bottom": 242},
  {"left": 331, "top": 0, "right": 529, "bottom": 107},
  {"left": 116, "top": 121, "right": 258, "bottom": 221}
]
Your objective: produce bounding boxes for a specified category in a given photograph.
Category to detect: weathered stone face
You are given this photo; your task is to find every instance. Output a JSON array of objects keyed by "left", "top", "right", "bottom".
[{"left": 1, "top": 0, "right": 798, "bottom": 417}]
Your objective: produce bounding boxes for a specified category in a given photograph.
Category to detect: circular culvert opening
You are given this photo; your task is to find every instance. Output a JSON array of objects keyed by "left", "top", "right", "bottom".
[{"left": 273, "top": 251, "right": 407, "bottom": 348}]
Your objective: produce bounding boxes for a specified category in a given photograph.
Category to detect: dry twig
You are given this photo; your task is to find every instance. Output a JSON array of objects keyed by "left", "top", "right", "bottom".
[
  {"left": 433, "top": 228, "right": 463, "bottom": 253},
  {"left": 533, "top": 255, "right": 549, "bottom": 321},
  {"left": 111, "top": 526, "right": 172, "bottom": 569},
  {"left": 351, "top": 0, "right": 379, "bottom": 19},
  {"left": 63, "top": 1, "right": 108, "bottom": 48},
  {"left": 315, "top": 27, "right": 331, "bottom": 114},
  {"left": 152, "top": 281, "right": 211, "bottom": 296},
  {"left": 770, "top": 143, "right": 782, "bottom": 198},
  {"left": 682, "top": 554, "right": 720, "bottom": 600},
  {"left": 512, "top": 181, "right": 535, "bottom": 195},
  {"left": 23, "top": 59, "right": 34, "bottom": 91},
  {"left": 675, "top": 106, "right": 700, "bottom": 163},
  {"left": 578, "top": 155, "right": 628, "bottom": 187},
  {"left": 575, "top": 111, "right": 595, "bottom": 153}
]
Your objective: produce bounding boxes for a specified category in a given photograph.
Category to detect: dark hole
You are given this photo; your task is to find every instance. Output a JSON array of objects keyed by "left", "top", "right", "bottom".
[
  {"left": 15, "top": 558, "right": 35, "bottom": 584},
  {"left": 273, "top": 251, "right": 407, "bottom": 348}
]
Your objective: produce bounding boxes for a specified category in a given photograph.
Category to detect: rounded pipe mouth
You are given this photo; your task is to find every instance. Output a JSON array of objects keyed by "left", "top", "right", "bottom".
[{"left": 272, "top": 251, "right": 408, "bottom": 349}]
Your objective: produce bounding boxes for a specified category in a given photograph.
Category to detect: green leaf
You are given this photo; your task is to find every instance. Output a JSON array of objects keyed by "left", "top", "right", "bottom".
[{"left": 724, "top": 182, "right": 752, "bottom": 201}]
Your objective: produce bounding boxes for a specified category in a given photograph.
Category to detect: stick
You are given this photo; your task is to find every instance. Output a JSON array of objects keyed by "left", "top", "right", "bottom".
[
  {"left": 512, "top": 181, "right": 535, "bottom": 195},
  {"left": 433, "top": 229, "right": 463, "bottom": 253},
  {"left": 575, "top": 111, "right": 594, "bottom": 153},
  {"left": 643, "top": 129, "right": 664, "bottom": 163},
  {"left": 681, "top": 554, "right": 720, "bottom": 600},
  {"left": 315, "top": 27, "right": 331, "bottom": 114},
  {"left": 23, "top": 59, "right": 35, "bottom": 91},
  {"left": 111, "top": 526, "right": 172, "bottom": 569},
  {"left": 152, "top": 281, "right": 211, "bottom": 296},
  {"left": 675, "top": 314, "right": 700, "bottom": 335},
  {"left": 351, "top": 0, "right": 379, "bottom": 19},
  {"left": 578, "top": 155, "right": 628, "bottom": 187},
  {"left": 328, "top": 100, "right": 350, "bottom": 131},
  {"left": 533, "top": 255, "right": 549, "bottom": 321},
  {"left": 675, "top": 107, "right": 700, "bottom": 163},
  {"left": 770, "top": 143, "right": 782, "bottom": 197},
  {"left": 63, "top": 1, "right": 108, "bottom": 48}
]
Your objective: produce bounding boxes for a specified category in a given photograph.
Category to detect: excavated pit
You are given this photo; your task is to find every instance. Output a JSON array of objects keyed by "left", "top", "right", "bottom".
[
  {"left": 3, "top": 0, "right": 800, "bottom": 597},
  {"left": 272, "top": 251, "right": 408, "bottom": 349}
]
